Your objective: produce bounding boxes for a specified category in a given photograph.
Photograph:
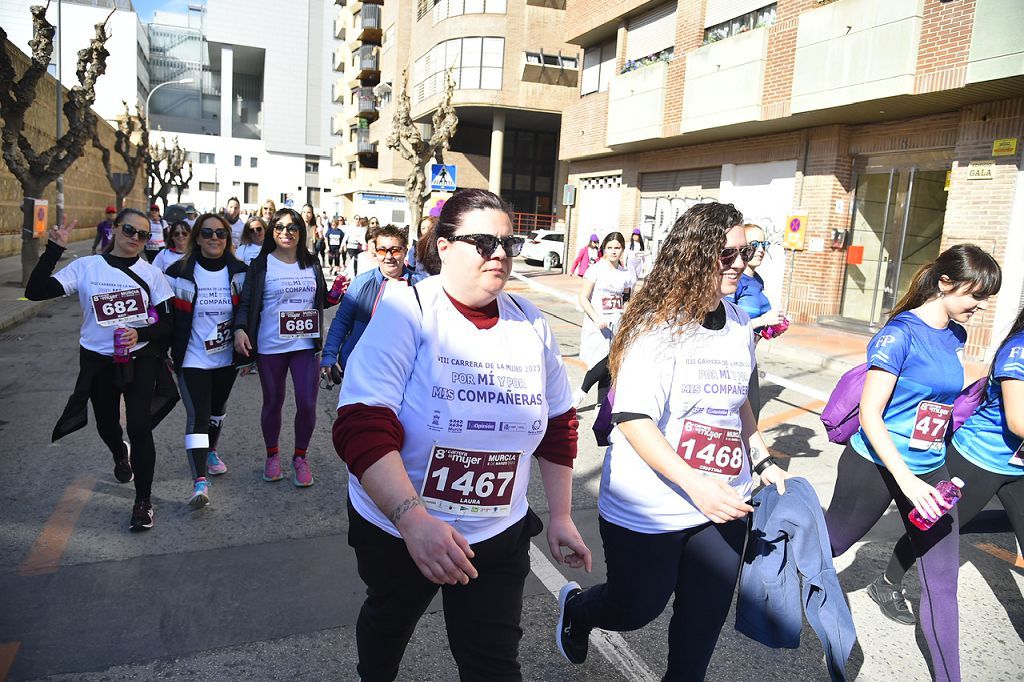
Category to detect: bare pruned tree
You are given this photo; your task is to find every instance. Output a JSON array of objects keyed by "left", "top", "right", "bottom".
[
  {"left": 0, "top": 3, "right": 114, "bottom": 283},
  {"left": 92, "top": 101, "right": 149, "bottom": 211},
  {"left": 385, "top": 68, "right": 458, "bottom": 227},
  {"left": 147, "top": 135, "right": 190, "bottom": 210}
]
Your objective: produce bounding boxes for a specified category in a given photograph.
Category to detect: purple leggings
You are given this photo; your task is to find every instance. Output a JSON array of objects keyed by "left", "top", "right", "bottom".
[
  {"left": 256, "top": 349, "right": 319, "bottom": 453},
  {"left": 825, "top": 446, "right": 960, "bottom": 682}
]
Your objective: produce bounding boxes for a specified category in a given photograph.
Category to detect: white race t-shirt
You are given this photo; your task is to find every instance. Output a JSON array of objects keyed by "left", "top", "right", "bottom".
[
  {"left": 147, "top": 220, "right": 166, "bottom": 250},
  {"left": 257, "top": 255, "right": 318, "bottom": 355},
  {"left": 339, "top": 277, "right": 573, "bottom": 544},
  {"left": 152, "top": 248, "right": 184, "bottom": 274},
  {"left": 54, "top": 255, "right": 173, "bottom": 356},
  {"left": 180, "top": 265, "right": 235, "bottom": 369},
  {"left": 235, "top": 242, "right": 262, "bottom": 265},
  {"left": 579, "top": 259, "right": 636, "bottom": 367},
  {"left": 600, "top": 302, "right": 755, "bottom": 533},
  {"left": 229, "top": 217, "right": 245, "bottom": 244}
]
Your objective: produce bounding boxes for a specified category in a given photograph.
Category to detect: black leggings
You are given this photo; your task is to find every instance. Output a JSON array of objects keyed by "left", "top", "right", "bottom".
[
  {"left": 580, "top": 356, "right": 611, "bottom": 393},
  {"left": 886, "top": 442, "right": 1024, "bottom": 583},
  {"left": 89, "top": 354, "right": 160, "bottom": 501},
  {"left": 347, "top": 248, "right": 361, "bottom": 276},
  {"left": 328, "top": 249, "right": 341, "bottom": 268},
  {"left": 568, "top": 516, "right": 747, "bottom": 681},
  {"left": 824, "top": 446, "right": 960, "bottom": 682},
  {"left": 178, "top": 366, "right": 237, "bottom": 479}
]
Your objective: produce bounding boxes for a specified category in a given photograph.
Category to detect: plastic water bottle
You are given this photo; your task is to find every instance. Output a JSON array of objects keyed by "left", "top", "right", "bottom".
[
  {"left": 327, "top": 274, "right": 349, "bottom": 305},
  {"left": 908, "top": 477, "right": 965, "bottom": 531},
  {"left": 113, "top": 328, "right": 131, "bottom": 364},
  {"left": 758, "top": 316, "right": 790, "bottom": 340}
]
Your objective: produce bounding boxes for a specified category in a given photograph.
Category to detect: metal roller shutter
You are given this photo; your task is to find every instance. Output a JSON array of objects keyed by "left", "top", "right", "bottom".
[
  {"left": 625, "top": 2, "right": 677, "bottom": 61},
  {"left": 639, "top": 168, "right": 722, "bottom": 196}
]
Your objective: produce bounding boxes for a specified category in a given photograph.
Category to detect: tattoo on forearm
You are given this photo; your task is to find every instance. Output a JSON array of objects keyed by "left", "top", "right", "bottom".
[
  {"left": 389, "top": 495, "right": 424, "bottom": 525},
  {"left": 749, "top": 447, "right": 762, "bottom": 465}
]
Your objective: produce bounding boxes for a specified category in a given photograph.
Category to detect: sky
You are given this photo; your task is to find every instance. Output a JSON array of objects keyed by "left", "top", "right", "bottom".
[{"left": 131, "top": 0, "right": 204, "bottom": 23}]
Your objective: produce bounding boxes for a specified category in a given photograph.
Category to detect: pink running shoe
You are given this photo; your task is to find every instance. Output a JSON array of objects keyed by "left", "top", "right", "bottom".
[
  {"left": 263, "top": 454, "right": 284, "bottom": 482},
  {"left": 292, "top": 456, "right": 313, "bottom": 487},
  {"left": 207, "top": 451, "right": 228, "bottom": 476}
]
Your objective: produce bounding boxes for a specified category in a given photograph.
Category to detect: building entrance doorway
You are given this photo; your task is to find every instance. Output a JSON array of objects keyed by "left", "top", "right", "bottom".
[{"left": 840, "top": 153, "right": 951, "bottom": 327}]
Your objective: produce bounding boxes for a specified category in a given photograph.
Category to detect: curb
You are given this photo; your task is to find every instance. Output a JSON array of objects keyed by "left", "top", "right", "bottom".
[{"left": 0, "top": 298, "right": 62, "bottom": 333}]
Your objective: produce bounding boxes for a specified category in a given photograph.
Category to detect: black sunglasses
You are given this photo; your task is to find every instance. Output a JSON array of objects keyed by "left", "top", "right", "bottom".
[
  {"left": 274, "top": 224, "right": 300, "bottom": 234},
  {"left": 171, "top": 230, "right": 190, "bottom": 238},
  {"left": 720, "top": 245, "right": 758, "bottom": 266},
  {"left": 199, "top": 227, "right": 228, "bottom": 240},
  {"left": 250, "top": 225, "right": 265, "bottom": 233},
  {"left": 450, "top": 234, "right": 525, "bottom": 259},
  {"left": 120, "top": 224, "right": 152, "bottom": 241}
]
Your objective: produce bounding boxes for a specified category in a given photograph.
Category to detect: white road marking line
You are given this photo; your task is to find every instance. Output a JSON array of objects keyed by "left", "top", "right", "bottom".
[
  {"left": 510, "top": 272, "right": 578, "bottom": 306},
  {"left": 529, "top": 542, "right": 659, "bottom": 682},
  {"left": 761, "top": 371, "right": 831, "bottom": 403}
]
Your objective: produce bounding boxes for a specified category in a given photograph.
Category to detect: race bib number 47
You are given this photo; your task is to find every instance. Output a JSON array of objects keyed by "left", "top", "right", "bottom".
[
  {"left": 677, "top": 420, "right": 744, "bottom": 481},
  {"left": 909, "top": 401, "right": 952, "bottom": 450},
  {"left": 420, "top": 445, "right": 520, "bottom": 517},
  {"left": 279, "top": 310, "right": 319, "bottom": 339},
  {"left": 92, "top": 288, "right": 147, "bottom": 327}
]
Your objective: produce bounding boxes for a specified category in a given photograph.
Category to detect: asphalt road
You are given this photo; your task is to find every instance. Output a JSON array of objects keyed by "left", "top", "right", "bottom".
[{"left": 0, "top": 267, "right": 1020, "bottom": 681}]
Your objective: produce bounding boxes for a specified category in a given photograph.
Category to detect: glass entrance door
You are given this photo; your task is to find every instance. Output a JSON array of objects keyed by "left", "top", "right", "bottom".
[{"left": 840, "top": 162, "right": 949, "bottom": 326}]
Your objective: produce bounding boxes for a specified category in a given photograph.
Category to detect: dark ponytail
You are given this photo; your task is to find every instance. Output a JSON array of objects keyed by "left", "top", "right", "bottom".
[{"left": 888, "top": 244, "right": 1001, "bottom": 321}]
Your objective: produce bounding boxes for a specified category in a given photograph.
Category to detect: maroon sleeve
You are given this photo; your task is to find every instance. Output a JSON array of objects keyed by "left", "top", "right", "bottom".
[
  {"left": 533, "top": 408, "right": 577, "bottom": 468},
  {"left": 333, "top": 403, "right": 404, "bottom": 479}
]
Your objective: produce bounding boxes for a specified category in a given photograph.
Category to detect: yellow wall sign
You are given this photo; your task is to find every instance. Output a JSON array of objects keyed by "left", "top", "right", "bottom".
[
  {"left": 782, "top": 214, "right": 808, "bottom": 251},
  {"left": 992, "top": 138, "right": 1018, "bottom": 157},
  {"left": 32, "top": 200, "right": 49, "bottom": 238}
]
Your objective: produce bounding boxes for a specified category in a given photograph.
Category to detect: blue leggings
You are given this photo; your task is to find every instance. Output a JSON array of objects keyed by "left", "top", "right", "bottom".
[
  {"left": 256, "top": 349, "right": 319, "bottom": 454},
  {"left": 825, "top": 446, "right": 960, "bottom": 682}
]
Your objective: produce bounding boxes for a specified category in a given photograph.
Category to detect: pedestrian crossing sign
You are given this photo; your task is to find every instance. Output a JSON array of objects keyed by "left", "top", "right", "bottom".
[{"left": 430, "top": 164, "right": 457, "bottom": 192}]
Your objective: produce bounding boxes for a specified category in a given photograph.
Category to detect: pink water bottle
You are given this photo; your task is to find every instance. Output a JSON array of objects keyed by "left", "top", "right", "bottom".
[
  {"left": 113, "top": 328, "right": 131, "bottom": 364},
  {"left": 759, "top": 316, "right": 791, "bottom": 340},
  {"left": 908, "top": 477, "right": 965, "bottom": 531},
  {"left": 327, "top": 274, "right": 349, "bottom": 305}
]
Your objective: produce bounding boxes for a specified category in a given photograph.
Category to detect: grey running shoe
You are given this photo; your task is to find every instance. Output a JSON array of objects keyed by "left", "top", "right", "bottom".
[
  {"left": 867, "top": 574, "right": 915, "bottom": 625},
  {"left": 556, "top": 581, "right": 589, "bottom": 664}
]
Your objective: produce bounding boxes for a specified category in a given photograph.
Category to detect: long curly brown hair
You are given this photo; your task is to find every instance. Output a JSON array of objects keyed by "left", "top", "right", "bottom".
[{"left": 609, "top": 202, "right": 744, "bottom": 379}]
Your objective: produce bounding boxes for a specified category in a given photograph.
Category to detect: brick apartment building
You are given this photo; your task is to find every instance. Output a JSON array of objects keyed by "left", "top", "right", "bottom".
[{"left": 559, "top": 0, "right": 1024, "bottom": 360}]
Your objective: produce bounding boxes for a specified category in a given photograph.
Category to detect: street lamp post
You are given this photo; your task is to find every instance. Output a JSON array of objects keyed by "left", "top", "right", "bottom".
[{"left": 144, "top": 78, "right": 193, "bottom": 201}]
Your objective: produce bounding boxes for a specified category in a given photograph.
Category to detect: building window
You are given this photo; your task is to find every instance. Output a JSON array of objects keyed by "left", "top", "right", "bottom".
[
  {"left": 581, "top": 40, "right": 615, "bottom": 96},
  {"left": 199, "top": 181, "right": 219, "bottom": 192},
  {"left": 703, "top": 3, "right": 776, "bottom": 44},
  {"left": 525, "top": 52, "right": 578, "bottom": 69},
  {"left": 431, "top": 0, "right": 507, "bottom": 25},
  {"left": 382, "top": 24, "right": 395, "bottom": 54},
  {"left": 198, "top": 152, "right": 216, "bottom": 164},
  {"left": 348, "top": 161, "right": 357, "bottom": 179},
  {"left": 250, "top": 157, "right": 258, "bottom": 168},
  {"left": 350, "top": 126, "right": 358, "bottom": 142},
  {"left": 234, "top": 155, "right": 241, "bottom": 166},
  {"left": 413, "top": 37, "right": 504, "bottom": 104},
  {"left": 305, "top": 160, "right": 319, "bottom": 173}
]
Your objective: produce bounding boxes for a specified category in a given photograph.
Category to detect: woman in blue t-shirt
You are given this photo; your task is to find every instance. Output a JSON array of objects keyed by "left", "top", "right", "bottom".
[
  {"left": 731, "top": 223, "right": 783, "bottom": 418},
  {"left": 875, "top": 304, "right": 1024, "bottom": 623},
  {"left": 825, "top": 244, "right": 1001, "bottom": 682}
]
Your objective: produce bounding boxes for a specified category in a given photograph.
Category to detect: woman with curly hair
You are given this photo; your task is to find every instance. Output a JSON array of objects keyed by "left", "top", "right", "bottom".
[{"left": 555, "top": 202, "right": 789, "bottom": 678}]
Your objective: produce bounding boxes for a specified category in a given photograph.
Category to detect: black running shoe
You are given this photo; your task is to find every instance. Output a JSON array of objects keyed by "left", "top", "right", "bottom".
[
  {"left": 129, "top": 499, "right": 154, "bottom": 532},
  {"left": 867, "top": 574, "right": 915, "bottom": 625},
  {"left": 113, "top": 441, "right": 133, "bottom": 483},
  {"left": 556, "top": 581, "right": 589, "bottom": 664}
]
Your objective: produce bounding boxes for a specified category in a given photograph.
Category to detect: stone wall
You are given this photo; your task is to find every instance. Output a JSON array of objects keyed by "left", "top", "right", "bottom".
[{"left": 0, "top": 39, "right": 148, "bottom": 257}]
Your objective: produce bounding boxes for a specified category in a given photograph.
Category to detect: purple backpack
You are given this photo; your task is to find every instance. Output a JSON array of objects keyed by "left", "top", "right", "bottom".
[
  {"left": 821, "top": 365, "right": 988, "bottom": 444},
  {"left": 592, "top": 388, "right": 616, "bottom": 446}
]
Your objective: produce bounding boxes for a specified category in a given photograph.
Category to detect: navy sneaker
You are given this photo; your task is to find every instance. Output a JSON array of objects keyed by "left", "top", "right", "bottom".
[{"left": 556, "top": 581, "right": 589, "bottom": 664}]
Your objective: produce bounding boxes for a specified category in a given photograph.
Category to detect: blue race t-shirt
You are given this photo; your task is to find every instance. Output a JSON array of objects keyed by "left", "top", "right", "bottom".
[
  {"left": 732, "top": 273, "right": 772, "bottom": 328},
  {"left": 850, "top": 312, "right": 967, "bottom": 474},
  {"left": 952, "top": 330, "right": 1024, "bottom": 476}
]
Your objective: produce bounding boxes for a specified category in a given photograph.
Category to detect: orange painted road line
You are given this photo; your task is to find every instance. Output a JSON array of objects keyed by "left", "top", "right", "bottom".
[
  {"left": 973, "top": 542, "right": 1024, "bottom": 568},
  {"left": 18, "top": 475, "right": 96, "bottom": 577},
  {"left": 758, "top": 400, "right": 826, "bottom": 432},
  {"left": 564, "top": 356, "right": 586, "bottom": 369},
  {"left": 0, "top": 642, "right": 20, "bottom": 682}
]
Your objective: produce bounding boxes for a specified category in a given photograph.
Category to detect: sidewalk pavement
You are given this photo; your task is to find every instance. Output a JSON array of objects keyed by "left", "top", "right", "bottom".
[
  {"left": 508, "top": 265, "right": 988, "bottom": 382},
  {"left": 0, "top": 239, "right": 92, "bottom": 333}
]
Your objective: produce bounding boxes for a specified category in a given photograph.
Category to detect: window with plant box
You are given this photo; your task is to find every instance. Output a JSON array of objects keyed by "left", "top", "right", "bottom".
[
  {"left": 621, "top": 47, "right": 673, "bottom": 74},
  {"left": 703, "top": 3, "right": 776, "bottom": 45}
]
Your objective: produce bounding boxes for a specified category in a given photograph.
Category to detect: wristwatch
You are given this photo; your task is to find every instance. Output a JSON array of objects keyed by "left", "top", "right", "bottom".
[{"left": 753, "top": 456, "right": 777, "bottom": 475}]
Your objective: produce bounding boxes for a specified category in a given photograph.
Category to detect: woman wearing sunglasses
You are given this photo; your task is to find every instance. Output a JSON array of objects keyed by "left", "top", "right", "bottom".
[
  {"left": 166, "top": 214, "right": 248, "bottom": 510},
  {"left": 236, "top": 216, "right": 267, "bottom": 265},
  {"left": 26, "top": 208, "right": 176, "bottom": 531},
  {"left": 730, "top": 223, "right": 783, "bottom": 419},
  {"left": 334, "top": 189, "right": 591, "bottom": 681},
  {"left": 555, "top": 202, "right": 787, "bottom": 677},
  {"left": 320, "top": 224, "right": 425, "bottom": 384},
  {"left": 234, "top": 208, "right": 340, "bottom": 487},
  {"left": 153, "top": 221, "right": 191, "bottom": 274},
  {"left": 573, "top": 231, "right": 635, "bottom": 410}
]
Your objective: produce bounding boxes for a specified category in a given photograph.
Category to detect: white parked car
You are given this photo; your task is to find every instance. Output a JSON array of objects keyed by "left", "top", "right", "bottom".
[{"left": 519, "top": 230, "right": 566, "bottom": 269}]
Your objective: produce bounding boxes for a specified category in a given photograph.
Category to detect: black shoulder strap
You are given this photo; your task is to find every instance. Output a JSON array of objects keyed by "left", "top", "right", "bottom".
[
  {"left": 102, "top": 254, "right": 152, "bottom": 300},
  {"left": 412, "top": 283, "right": 423, "bottom": 313}
]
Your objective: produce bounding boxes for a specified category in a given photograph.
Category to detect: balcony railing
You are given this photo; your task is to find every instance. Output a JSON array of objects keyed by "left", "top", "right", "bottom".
[
  {"left": 357, "top": 4, "right": 382, "bottom": 42},
  {"left": 356, "top": 129, "right": 377, "bottom": 154},
  {"left": 512, "top": 212, "right": 556, "bottom": 235},
  {"left": 354, "top": 45, "right": 380, "bottom": 79},
  {"left": 356, "top": 87, "right": 378, "bottom": 117}
]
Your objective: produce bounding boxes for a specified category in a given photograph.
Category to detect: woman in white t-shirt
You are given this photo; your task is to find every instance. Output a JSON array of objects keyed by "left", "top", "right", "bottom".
[
  {"left": 555, "top": 202, "right": 789, "bottom": 677},
  {"left": 25, "top": 208, "right": 175, "bottom": 532},
  {"left": 573, "top": 231, "right": 635, "bottom": 409},
  {"left": 233, "top": 208, "right": 335, "bottom": 488},
  {"left": 624, "top": 228, "right": 649, "bottom": 280},
  {"left": 167, "top": 213, "right": 248, "bottom": 510},
  {"left": 333, "top": 189, "right": 591, "bottom": 681},
  {"left": 153, "top": 221, "right": 190, "bottom": 274}
]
